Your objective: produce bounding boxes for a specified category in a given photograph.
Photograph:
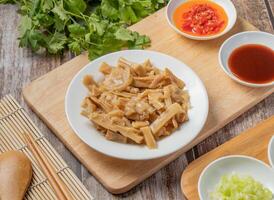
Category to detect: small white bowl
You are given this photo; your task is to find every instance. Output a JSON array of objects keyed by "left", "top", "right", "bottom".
[
  {"left": 166, "top": 0, "right": 237, "bottom": 40},
  {"left": 268, "top": 136, "right": 274, "bottom": 168},
  {"left": 198, "top": 155, "right": 274, "bottom": 200},
  {"left": 219, "top": 31, "right": 274, "bottom": 87}
]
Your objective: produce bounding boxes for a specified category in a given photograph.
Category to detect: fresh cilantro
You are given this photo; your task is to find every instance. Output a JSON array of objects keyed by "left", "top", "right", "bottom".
[
  {"left": 47, "top": 32, "right": 67, "bottom": 54},
  {"left": 0, "top": 0, "right": 168, "bottom": 60},
  {"left": 19, "top": 16, "right": 32, "bottom": 36},
  {"left": 115, "top": 27, "right": 135, "bottom": 41},
  {"left": 52, "top": 3, "right": 68, "bottom": 21},
  {"left": 64, "top": 0, "right": 87, "bottom": 15}
]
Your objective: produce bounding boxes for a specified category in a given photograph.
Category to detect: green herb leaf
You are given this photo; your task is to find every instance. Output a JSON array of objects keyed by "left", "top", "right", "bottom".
[
  {"left": 68, "top": 24, "right": 86, "bottom": 37},
  {"left": 36, "top": 13, "right": 55, "bottom": 27},
  {"left": 47, "top": 32, "right": 67, "bottom": 54},
  {"left": 64, "top": 0, "right": 87, "bottom": 15},
  {"left": 68, "top": 41, "right": 81, "bottom": 55},
  {"left": 19, "top": 29, "right": 46, "bottom": 52},
  {"left": 114, "top": 27, "right": 134, "bottom": 41},
  {"left": 53, "top": 14, "right": 67, "bottom": 31},
  {"left": 30, "top": 0, "right": 41, "bottom": 16},
  {"left": 119, "top": 6, "right": 138, "bottom": 23},
  {"left": 87, "top": 15, "right": 107, "bottom": 36},
  {"left": 52, "top": 4, "right": 68, "bottom": 21},
  {"left": 19, "top": 16, "right": 32, "bottom": 37},
  {"left": 101, "top": 0, "right": 119, "bottom": 21},
  {"left": 42, "top": 0, "right": 54, "bottom": 11}
]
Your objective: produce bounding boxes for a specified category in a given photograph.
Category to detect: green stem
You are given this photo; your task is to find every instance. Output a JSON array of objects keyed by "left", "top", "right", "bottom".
[{"left": 65, "top": 11, "right": 85, "bottom": 20}]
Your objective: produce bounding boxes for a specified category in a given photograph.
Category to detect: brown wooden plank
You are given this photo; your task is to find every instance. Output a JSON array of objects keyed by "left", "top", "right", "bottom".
[
  {"left": 266, "top": 0, "right": 274, "bottom": 28},
  {"left": 231, "top": 0, "right": 273, "bottom": 32}
]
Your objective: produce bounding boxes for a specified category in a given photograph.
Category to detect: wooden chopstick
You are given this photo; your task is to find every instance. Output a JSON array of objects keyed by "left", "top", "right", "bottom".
[{"left": 22, "top": 133, "right": 74, "bottom": 200}]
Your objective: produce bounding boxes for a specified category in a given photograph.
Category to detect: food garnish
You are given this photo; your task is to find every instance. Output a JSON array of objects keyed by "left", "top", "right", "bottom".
[
  {"left": 173, "top": 0, "right": 228, "bottom": 36},
  {"left": 0, "top": 0, "right": 167, "bottom": 60},
  {"left": 211, "top": 174, "right": 273, "bottom": 200},
  {"left": 81, "top": 58, "right": 190, "bottom": 149}
]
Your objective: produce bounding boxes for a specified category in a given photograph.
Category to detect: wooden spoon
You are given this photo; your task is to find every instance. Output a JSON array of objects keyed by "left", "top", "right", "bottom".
[{"left": 0, "top": 151, "right": 32, "bottom": 200}]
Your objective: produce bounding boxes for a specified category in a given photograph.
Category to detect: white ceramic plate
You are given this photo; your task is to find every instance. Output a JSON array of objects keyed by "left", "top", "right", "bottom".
[
  {"left": 269, "top": 136, "right": 274, "bottom": 168},
  {"left": 219, "top": 31, "right": 274, "bottom": 87},
  {"left": 198, "top": 155, "right": 274, "bottom": 200},
  {"left": 65, "top": 50, "right": 208, "bottom": 160},
  {"left": 166, "top": 0, "right": 237, "bottom": 40}
]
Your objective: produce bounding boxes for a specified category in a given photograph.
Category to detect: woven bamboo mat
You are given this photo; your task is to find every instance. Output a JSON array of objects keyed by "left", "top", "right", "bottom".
[{"left": 0, "top": 95, "right": 93, "bottom": 200}]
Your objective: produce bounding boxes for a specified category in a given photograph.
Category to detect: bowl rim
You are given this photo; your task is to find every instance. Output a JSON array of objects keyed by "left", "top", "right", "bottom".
[
  {"left": 165, "top": 0, "right": 237, "bottom": 40},
  {"left": 268, "top": 136, "right": 274, "bottom": 168},
  {"left": 65, "top": 49, "right": 209, "bottom": 160},
  {"left": 218, "top": 31, "right": 274, "bottom": 87},
  {"left": 198, "top": 155, "right": 273, "bottom": 199}
]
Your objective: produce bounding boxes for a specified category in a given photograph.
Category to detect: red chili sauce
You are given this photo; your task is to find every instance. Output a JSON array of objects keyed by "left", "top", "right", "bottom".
[
  {"left": 228, "top": 44, "right": 274, "bottom": 84},
  {"left": 173, "top": 0, "right": 228, "bottom": 36}
]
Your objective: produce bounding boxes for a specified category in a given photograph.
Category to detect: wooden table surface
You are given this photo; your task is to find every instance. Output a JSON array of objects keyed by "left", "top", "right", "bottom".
[{"left": 0, "top": 1, "right": 273, "bottom": 199}]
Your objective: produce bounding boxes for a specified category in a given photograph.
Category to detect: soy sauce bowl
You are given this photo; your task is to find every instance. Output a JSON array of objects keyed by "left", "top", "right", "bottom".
[
  {"left": 166, "top": 0, "right": 237, "bottom": 40},
  {"left": 219, "top": 31, "right": 274, "bottom": 87}
]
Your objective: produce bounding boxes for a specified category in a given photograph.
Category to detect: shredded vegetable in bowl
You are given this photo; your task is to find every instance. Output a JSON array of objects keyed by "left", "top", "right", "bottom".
[
  {"left": 211, "top": 174, "right": 273, "bottom": 200},
  {"left": 81, "top": 57, "right": 190, "bottom": 149}
]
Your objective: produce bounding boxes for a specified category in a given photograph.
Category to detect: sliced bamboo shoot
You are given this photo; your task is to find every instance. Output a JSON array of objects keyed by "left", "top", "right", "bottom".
[
  {"left": 115, "top": 126, "right": 143, "bottom": 144},
  {"left": 90, "top": 96, "right": 112, "bottom": 112},
  {"left": 105, "top": 130, "right": 127, "bottom": 143},
  {"left": 165, "top": 68, "right": 185, "bottom": 88},
  {"left": 132, "top": 121, "right": 149, "bottom": 128},
  {"left": 150, "top": 103, "right": 183, "bottom": 134},
  {"left": 102, "top": 67, "right": 132, "bottom": 91},
  {"left": 140, "top": 126, "right": 157, "bottom": 149},
  {"left": 99, "top": 62, "right": 112, "bottom": 75}
]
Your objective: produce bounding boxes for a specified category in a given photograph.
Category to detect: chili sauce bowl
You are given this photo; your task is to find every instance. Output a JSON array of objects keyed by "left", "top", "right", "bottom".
[
  {"left": 268, "top": 136, "right": 274, "bottom": 168},
  {"left": 166, "top": 0, "right": 237, "bottom": 40},
  {"left": 198, "top": 155, "right": 274, "bottom": 200},
  {"left": 219, "top": 31, "right": 274, "bottom": 87}
]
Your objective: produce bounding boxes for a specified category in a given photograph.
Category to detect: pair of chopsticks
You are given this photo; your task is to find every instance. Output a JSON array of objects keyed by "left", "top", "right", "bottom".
[{"left": 22, "top": 133, "right": 74, "bottom": 200}]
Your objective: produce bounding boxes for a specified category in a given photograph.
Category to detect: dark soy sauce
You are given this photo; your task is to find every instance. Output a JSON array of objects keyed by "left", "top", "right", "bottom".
[{"left": 228, "top": 44, "right": 274, "bottom": 84}]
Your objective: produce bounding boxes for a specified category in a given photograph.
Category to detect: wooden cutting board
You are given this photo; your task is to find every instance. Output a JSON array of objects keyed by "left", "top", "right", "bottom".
[
  {"left": 181, "top": 116, "right": 274, "bottom": 200},
  {"left": 22, "top": 8, "right": 274, "bottom": 194}
]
